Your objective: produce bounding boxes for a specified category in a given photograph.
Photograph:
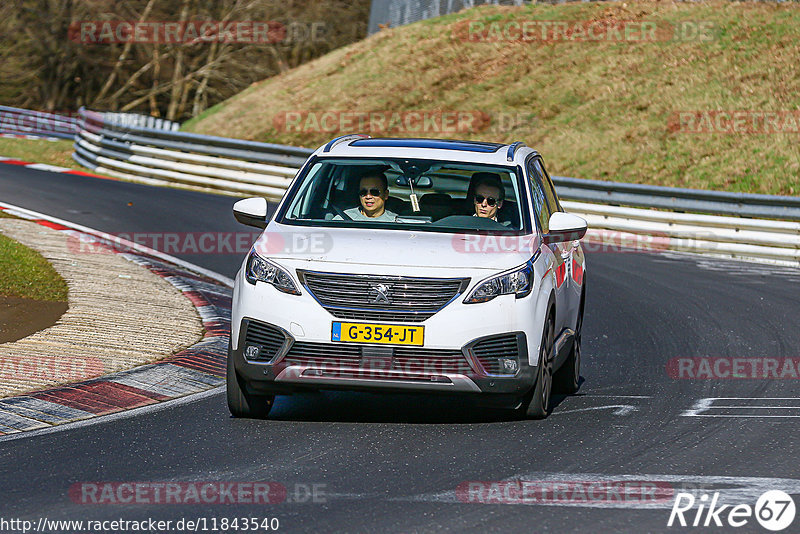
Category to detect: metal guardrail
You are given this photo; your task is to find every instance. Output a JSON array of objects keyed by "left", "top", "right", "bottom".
[
  {"left": 72, "top": 108, "right": 800, "bottom": 218},
  {"left": 553, "top": 176, "right": 800, "bottom": 221},
  {"left": 0, "top": 106, "right": 79, "bottom": 139},
  {"left": 62, "top": 107, "right": 800, "bottom": 265},
  {"left": 74, "top": 107, "right": 310, "bottom": 200},
  {"left": 0, "top": 106, "right": 181, "bottom": 140},
  {"left": 101, "top": 112, "right": 181, "bottom": 132},
  {"left": 566, "top": 201, "right": 800, "bottom": 265}
]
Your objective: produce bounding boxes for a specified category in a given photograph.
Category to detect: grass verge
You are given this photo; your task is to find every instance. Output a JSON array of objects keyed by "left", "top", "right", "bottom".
[
  {"left": 0, "top": 138, "right": 118, "bottom": 180},
  {"left": 0, "top": 231, "right": 68, "bottom": 301},
  {"left": 0, "top": 138, "right": 76, "bottom": 167}
]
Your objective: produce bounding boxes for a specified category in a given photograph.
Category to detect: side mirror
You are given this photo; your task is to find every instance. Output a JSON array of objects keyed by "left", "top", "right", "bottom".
[
  {"left": 544, "top": 212, "right": 587, "bottom": 244},
  {"left": 233, "top": 197, "right": 268, "bottom": 229}
]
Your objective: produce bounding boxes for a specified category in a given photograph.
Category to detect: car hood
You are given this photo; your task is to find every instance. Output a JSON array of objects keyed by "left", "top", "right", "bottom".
[{"left": 254, "top": 223, "right": 536, "bottom": 272}]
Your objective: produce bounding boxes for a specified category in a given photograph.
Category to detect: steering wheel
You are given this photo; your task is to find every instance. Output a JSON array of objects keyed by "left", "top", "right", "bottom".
[{"left": 331, "top": 204, "right": 353, "bottom": 221}]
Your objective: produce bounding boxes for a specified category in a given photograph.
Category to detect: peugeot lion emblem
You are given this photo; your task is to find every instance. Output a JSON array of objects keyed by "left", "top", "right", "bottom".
[{"left": 371, "top": 283, "right": 391, "bottom": 304}]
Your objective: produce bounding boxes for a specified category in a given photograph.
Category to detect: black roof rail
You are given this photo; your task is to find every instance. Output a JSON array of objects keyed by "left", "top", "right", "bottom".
[
  {"left": 506, "top": 141, "right": 526, "bottom": 162},
  {"left": 347, "top": 138, "right": 504, "bottom": 153},
  {"left": 323, "top": 134, "right": 370, "bottom": 153}
]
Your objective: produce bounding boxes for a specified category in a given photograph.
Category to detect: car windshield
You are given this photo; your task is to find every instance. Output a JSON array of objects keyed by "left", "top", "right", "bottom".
[{"left": 280, "top": 158, "right": 527, "bottom": 233}]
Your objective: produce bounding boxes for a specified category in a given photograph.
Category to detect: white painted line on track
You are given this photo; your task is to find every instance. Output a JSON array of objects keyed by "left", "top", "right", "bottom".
[
  {"left": 552, "top": 405, "right": 639, "bottom": 416},
  {"left": 24, "top": 163, "right": 72, "bottom": 173},
  {"left": 685, "top": 415, "right": 800, "bottom": 418},
  {"left": 712, "top": 406, "right": 800, "bottom": 409},
  {"left": 682, "top": 397, "right": 800, "bottom": 418},
  {"left": 399, "top": 473, "right": 800, "bottom": 510},
  {"left": 575, "top": 395, "right": 653, "bottom": 399},
  {"left": 0, "top": 200, "right": 234, "bottom": 288},
  {"left": 0, "top": 134, "right": 60, "bottom": 142},
  {"left": 0, "top": 386, "right": 224, "bottom": 444},
  {"left": 552, "top": 395, "right": 653, "bottom": 416}
]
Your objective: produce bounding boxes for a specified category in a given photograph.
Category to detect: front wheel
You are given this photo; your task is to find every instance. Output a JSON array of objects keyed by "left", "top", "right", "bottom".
[
  {"left": 227, "top": 353, "right": 274, "bottom": 419},
  {"left": 524, "top": 315, "right": 554, "bottom": 419}
]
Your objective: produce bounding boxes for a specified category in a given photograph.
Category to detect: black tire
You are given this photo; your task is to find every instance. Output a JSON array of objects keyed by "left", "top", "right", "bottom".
[
  {"left": 524, "top": 314, "right": 555, "bottom": 419},
  {"left": 226, "top": 354, "right": 274, "bottom": 419},
  {"left": 553, "top": 301, "right": 582, "bottom": 395}
]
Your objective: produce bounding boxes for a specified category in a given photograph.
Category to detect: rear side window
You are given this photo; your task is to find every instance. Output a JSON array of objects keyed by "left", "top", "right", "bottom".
[{"left": 526, "top": 158, "right": 550, "bottom": 234}]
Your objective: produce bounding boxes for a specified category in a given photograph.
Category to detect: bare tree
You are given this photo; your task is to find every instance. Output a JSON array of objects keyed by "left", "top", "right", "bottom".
[{"left": 0, "top": 0, "right": 371, "bottom": 119}]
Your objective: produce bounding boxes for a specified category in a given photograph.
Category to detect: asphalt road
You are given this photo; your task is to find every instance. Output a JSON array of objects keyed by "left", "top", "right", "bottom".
[
  {"left": 1, "top": 165, "right": 799, "bottom": 533},
  {"left": 0, "top": 166, "right": 265, "bottom": 278}
]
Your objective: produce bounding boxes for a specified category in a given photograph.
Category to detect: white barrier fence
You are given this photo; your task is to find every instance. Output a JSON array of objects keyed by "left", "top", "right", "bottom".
[
  {"left": 564, "top": 201, "right": 799, "bottom": 266},
  {"left": 0, "top": 106, "right": 79, "bottom": 139},
  {"left": 66, "top": 108, "right": 800, "bottom": 267},
  {"left": 73, "top": 108, "right": 305, "bottom": 200}
]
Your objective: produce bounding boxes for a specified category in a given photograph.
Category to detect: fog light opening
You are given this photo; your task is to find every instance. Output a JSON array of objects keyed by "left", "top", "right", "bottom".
[{"left": 498, "top": 357, "right": 519, "bottom": 374}]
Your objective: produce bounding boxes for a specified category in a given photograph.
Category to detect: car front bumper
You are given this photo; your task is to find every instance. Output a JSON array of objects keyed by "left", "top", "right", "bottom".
[
  {"left": 230, "top": 265, "right": 545, "bottom": 400},
  {"left": 229, "top": 320, "right": 536, "bottom": 398}
]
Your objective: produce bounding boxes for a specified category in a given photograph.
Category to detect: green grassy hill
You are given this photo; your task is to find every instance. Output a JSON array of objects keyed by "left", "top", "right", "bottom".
[{"left": 183, "top": 0, "right": 800, "bottom": 195}]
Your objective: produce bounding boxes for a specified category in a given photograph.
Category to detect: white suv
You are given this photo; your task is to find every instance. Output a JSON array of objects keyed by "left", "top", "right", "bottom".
[{"left": 228, "top": 136, "right": 587, "bottom": 419}]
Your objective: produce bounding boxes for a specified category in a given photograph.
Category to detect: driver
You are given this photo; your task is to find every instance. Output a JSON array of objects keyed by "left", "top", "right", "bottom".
[
  {"left": 469, "top": 172, "right": 504, "bottom": 221},
  {"left": 336, "top": 172, "right": 398, "bottom": 222}
]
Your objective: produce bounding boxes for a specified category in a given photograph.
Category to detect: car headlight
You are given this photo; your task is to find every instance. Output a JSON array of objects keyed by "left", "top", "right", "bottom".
[
  {"left": 464, "top": 260, "right": 534, "bottom": 304},
  {"left": 245, "top": 250, "right": 301, "bottom": 295}
]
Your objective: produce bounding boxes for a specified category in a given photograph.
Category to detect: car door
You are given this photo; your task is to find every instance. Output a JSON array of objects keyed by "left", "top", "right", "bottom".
[
  {"left": 526, "top": 157, "right": 568, "bottom": 334},
  {"left": 537, "top": 159, "right": 582, "bottom": 327}
]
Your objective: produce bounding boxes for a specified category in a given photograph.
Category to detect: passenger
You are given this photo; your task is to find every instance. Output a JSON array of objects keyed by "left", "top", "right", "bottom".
[
  {"left": 335, "top": 172, "right": 398, "bottom": 222},
  {"left": 468, "top": 172, "right": 505, "bottom": 222}
]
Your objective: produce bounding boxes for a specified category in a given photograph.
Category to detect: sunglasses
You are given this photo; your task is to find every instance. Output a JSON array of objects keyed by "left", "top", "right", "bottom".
[
  {"left": 359, "top": 188, "right": 383, "bottom": 197},
  {"left": 474, "top": 194, "right": 499, "bottom": 206}
]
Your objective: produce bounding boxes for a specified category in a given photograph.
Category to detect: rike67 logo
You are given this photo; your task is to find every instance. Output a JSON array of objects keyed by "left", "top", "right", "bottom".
[{"left": 668, "top": 490, "right": 796, "bottom": 531}]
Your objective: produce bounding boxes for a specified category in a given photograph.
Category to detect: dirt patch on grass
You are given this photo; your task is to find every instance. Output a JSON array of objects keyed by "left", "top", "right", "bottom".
[{"left": 0, "top": 296, "right": 67, "bottom": 344}]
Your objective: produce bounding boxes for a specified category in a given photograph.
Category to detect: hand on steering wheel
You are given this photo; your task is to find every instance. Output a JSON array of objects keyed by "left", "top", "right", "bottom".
[{"left": 332, "top": 204, "right": 353, "bottom": 221}]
